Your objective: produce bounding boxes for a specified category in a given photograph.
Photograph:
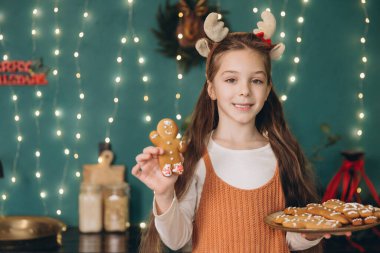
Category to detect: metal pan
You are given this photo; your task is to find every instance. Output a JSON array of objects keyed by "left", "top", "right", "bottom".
[{"left": 0, "top": 216, "right": 66, "bottom": 251}]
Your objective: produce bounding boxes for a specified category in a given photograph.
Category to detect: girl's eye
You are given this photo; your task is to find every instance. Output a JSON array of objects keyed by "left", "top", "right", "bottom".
[
  {"left": 252, "top": 79, "right": 264, "bottom": 85},
  {"left": 225, "top": 78, "right": 236, "bottom": 83}
]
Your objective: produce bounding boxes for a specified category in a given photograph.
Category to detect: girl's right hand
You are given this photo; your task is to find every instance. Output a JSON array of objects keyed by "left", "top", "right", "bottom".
[{"left": 132, "top": 146, "right": 178, "bottom": 197}]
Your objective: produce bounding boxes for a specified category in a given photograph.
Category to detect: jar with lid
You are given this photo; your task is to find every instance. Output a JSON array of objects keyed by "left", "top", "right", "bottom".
[
  {"left": 79, "top": 183, "right": 102, "bottom": 233},
  {"left": 103, "top": 182, "right": 129, "bottom": 232}
]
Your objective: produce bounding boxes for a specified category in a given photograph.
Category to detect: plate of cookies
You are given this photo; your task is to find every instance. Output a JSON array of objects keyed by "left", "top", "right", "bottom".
[{"left": 264, "top": 199, "right": 380, "bottom": 233}]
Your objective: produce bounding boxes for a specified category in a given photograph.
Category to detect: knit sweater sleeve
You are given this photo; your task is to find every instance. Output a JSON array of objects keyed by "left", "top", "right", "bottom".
[{"left": 153, "top": 164, "right": 201, "bottom": 251}]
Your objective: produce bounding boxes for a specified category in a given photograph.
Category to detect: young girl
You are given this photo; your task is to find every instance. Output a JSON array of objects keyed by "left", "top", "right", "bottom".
[{"left": 132, "top": 11, "right": 327, "bottom": 253}]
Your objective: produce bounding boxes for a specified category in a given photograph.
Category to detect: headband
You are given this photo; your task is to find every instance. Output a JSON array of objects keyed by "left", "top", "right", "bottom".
[{"left": 195, "top": 11, "right": 285, "bottom": 60}]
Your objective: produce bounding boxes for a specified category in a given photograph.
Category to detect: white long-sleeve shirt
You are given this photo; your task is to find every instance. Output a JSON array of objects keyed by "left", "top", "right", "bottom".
[{"left": 153, "top": 137, "right": 322, "bottom": 251}]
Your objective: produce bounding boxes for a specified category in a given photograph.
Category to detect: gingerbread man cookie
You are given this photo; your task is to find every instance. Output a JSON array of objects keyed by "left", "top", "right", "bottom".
[{"left": 149, "top": 118, "right": 188, "bottom": 177}]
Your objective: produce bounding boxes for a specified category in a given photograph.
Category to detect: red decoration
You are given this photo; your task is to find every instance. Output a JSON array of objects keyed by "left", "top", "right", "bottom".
[
  {"left": 322, "top": 151, "right": 380, "bottom": 253},
  {"left": 0, "top": 60, "right": 48, "bottom": 86},
  {"left": 255, "top": 32, "right": 272, "bottom": 46}
]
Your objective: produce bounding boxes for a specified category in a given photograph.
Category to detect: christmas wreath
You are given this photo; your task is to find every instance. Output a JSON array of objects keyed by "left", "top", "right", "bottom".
[{"left": 152, "top": 0, "right": 228, "bottom": 73}]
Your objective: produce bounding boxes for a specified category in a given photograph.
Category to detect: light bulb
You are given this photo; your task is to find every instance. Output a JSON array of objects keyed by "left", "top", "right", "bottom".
[
  {"left": 176, "top": 114, "right": 182, "bottom": 120},
  {"left": 178, "top": 74, "right": 183, "bottom": 79},
  {"left": 294, "top": 57, "right": 300, "bottom": 63},
  {"left": 40, "top": 191, "right": 47, "bottom": 198},
  {"left": 105, "top": 137, "right": 110, "bottom": 143},
  {"left": 64, "top": 148, "right": 70, "bottom": 155},
  {"left": 140, "top": 222, "right": 147, "bottom": 229},
  {"left": 121, "top": 37, "right": 127, "bottom": 44},
  {"left": 145, "top": 115, "right": 151, "bottom": 122},
  {"left": 35, "top": 110, "right": 40, "bottom": 117},
  {"left": 17, "top": 136, "right": 23, "bottom": 142},
  {"left": 298, "top": 17, "right": 304, "bottom": 23},
  {"left": 32, "top": 29, "right": 37, "bottom": 35},
  {"left": 36, "top": 172, "right": 41, "bottom": 178},
  {"left": 360, "top": 37, "right": 366, "bottom": 44},
  {"left": 59, "top": 188, "right": 64, "bottom": 194},
  {"left": 281, "top": 95, "right": 287, "bottom": 101},
  {"left": 12, "top": 95, "right": 17, "bottom": 101},
  {"left": 54, "top": 7, "right": 59, "bottom": 13},
  {"left": 117, "top": 57, "right": 122, "bottom": 63},
  {"left": 359, "top": 112, "right": 365, "bottom": 119},
  {"left": 280, "top": 32, "right": 285, "bottom": 38},
  {"left": 55, "top": 28, "right": 60, "bottom": 35},
  {"left": 79, "top": 32, "right": 84, "bottom": 38},
  {"left": 114, "top": 98, "right": 119, "bottom": 103},
  {"left": 14, "top": 115, "right": 20, "bottom": 121},
  {"left": 138, "top": 57, "right": 145, "bottom": 64},
  {"left": 178, "top": 12, "right": 183, "bottom": 18},
  {"left": 35, "top": 151, "right": 41, "bottom": 157},
  {"left": 360, "top": 73, "right": 365, "bottom": 79},
  {"left": 108, "top": 117, "right": 114, "bottom": 123},
  {"left": 74, "top": 52, "right": 79, "bottom": 58},
  {"left": 176, "top": 55, "right": 182, "bottom": 60},
  {"left": 289, "top": 76, "right": 296, "bottom": 83},
  {"left": 76, "top": 73, "right": 81, "bottom": 79},
  {"left": 0, "top": 34, "right": 3, "bottom": 40},
  {"left": 55, "top": 110, "right": 61, "bottom": 117},
  {"left": 115, "top": 76, "right": 121, "bottom": 83},
  {"left": 365, "top": 18, "right": 370, "bottom": 23},
  {"left": 358, "top": 93, "right": 364, "bottom": 99},
  {"left": 33, "top": 8, "right": 38, "bottom": 15},
  {"left": 134, "top": 36, "right": 139, "bottom": 43},
  {"left": 77, "top": 113, "right": 82, "bottom": 119},
  {"left": 76, "top": 133, "right": 81, "bottom": 139},
  {"left": 252, "top": 8, "right": 258, "bottom": 13},
  {"left": 266, "top": 8, "right": 271, "bottom": 12},
  {"left": 144, "top": 95, "right": 149, "bottom": 102},
  {"left": 53, "top": 69, "right": 58, "bottom": 75},
  {"left": 56, "top": 210, "right": 62, "bottom": 215},
  {"left": 3, "top": 54, "right": 8, "bottom": 61},
  {"left": 56, "top": 129, "right": 62, "bottom": 137},
  {"left": 83, "top": 12, "right": 88, "bottom": 18},
  {"left": 79, "top": 93, "right": 84, "bottom": 99},
  {"left": 176, "top": 93, "right": 181, "bottom": 99},
  {"left": 11, "top": 177, "right": 16, "bottom": 183},
  {"left": 36, "top": 91, "right": 42, "bottom": 97},
  {"left": 357, "top": 129, "right": 363, "bottom": 136},
  {"left": 296, "top": 37, "right": 302, "bottom": 43},
  {"left": 142, "top": 76, "right": 148, "bottom": 82},
  {"left": 74, "top": 154, "right": 79, "bottom": 159},
  {"left": 1, "top": 194, "right": 7, "bottom": 200},
  {"left": 75, "top": 171, "right": 81, "bottom": 177},
  {"left": 362, "top": 56, "right": 367, "bottom": 63}
]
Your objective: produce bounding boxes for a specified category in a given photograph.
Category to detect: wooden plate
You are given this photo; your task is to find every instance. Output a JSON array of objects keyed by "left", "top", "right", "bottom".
[{"left": 264, "top": 211, "right": 380, "bottom": 234}]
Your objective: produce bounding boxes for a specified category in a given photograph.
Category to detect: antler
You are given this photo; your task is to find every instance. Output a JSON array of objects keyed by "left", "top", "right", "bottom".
[
  {"left": 253, "top": 11, "right": 276, "bottom": 39},
  {"left": 204, "top": 12, "right": 229, "bottom": 42}
]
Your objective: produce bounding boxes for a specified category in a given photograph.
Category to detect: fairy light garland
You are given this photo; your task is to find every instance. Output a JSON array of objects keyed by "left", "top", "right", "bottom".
[
  {"left": 49, "top": 0, "right": 72, "bottom": 216},
  {"left": 0, "top": 11, "right": 23, "bottom": 215},
  {"left": 354, "top": 0, "right": 370, "bottom": 139},
  {"left": 54, "top": 0, "right": 91, "bottom": 217},
  {"left": 30, "top": 1, "right": 50, "bottom": 215},
  {"left": 279, "top": 0, "right": 309, "bottom": 102}
]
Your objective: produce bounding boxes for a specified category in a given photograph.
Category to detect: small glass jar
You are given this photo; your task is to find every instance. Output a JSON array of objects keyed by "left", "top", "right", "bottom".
[
  {"left": 103, "top": 182, "right": 129, "bottom": 232},
  {"left": 79, "top": 183, "right": 102, "bottom": 233}
]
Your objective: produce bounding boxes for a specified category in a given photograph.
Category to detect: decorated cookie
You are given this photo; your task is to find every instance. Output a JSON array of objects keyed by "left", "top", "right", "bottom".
[{"left": 149, "top": 118, "right": 188, "bottom": 177}]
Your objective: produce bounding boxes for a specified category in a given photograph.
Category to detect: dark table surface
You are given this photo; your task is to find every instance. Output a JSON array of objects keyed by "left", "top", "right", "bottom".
[{"left": 1, "top": 226, "right": 380, "bottom": 253}]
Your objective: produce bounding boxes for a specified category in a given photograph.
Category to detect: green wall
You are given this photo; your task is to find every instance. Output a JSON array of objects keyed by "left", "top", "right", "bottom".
[{"left": 0, "top": 0, "right": 379, "bottom": 226}]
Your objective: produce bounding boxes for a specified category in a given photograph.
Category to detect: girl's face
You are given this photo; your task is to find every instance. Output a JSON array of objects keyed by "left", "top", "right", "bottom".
[{"left": 208, "top": 48, "right": 271, "bottom": 127}]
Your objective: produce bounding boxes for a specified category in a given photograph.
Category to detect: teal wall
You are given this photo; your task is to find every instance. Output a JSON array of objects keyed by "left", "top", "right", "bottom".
[{"left": 0, "top": 0, "right": 379, "bottom": 226}]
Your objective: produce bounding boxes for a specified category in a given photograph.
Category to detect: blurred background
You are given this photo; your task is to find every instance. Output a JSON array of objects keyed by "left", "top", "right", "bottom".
[{"left": 0, "top": 0, "right": 379, "bottom": 235}]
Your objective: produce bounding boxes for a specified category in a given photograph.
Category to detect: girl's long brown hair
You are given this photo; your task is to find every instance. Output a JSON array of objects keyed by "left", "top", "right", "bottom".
[{"left": 140, "top": 33, "right": 322, "bottom": 253}]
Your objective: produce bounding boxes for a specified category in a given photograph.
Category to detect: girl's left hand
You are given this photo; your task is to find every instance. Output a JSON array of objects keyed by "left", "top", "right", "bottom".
[{"left": 302, "top": 231, "right": 352, "bottom": 241}]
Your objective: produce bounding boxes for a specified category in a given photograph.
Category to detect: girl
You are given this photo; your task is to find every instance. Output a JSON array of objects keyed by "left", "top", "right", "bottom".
[{"left": 133, "top": 11, "right": 327, "bottom": 252}]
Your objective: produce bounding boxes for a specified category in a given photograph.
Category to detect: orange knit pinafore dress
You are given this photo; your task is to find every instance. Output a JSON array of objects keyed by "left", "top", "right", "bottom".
[{"left": 192, "top": 150, "right": 290, "bottom": 253}]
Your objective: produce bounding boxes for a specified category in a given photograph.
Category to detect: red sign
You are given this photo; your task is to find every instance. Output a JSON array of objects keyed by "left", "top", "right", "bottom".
[{"left": 0, "top": 60, "right": 48, "bottom": 85}]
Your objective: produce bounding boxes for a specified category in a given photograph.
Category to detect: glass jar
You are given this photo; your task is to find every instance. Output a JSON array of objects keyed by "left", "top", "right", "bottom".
[
  {"left": 103, "top": 182, "right": 129, "bottom": 232},
  {"left": 79, "top": 183, "right": 102, "bottom": 233}
]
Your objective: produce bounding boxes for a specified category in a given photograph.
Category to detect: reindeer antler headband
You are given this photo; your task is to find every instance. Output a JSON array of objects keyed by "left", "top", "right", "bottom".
[{"left": 195, "top": 11, "right": 285, "bottom": 60}]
